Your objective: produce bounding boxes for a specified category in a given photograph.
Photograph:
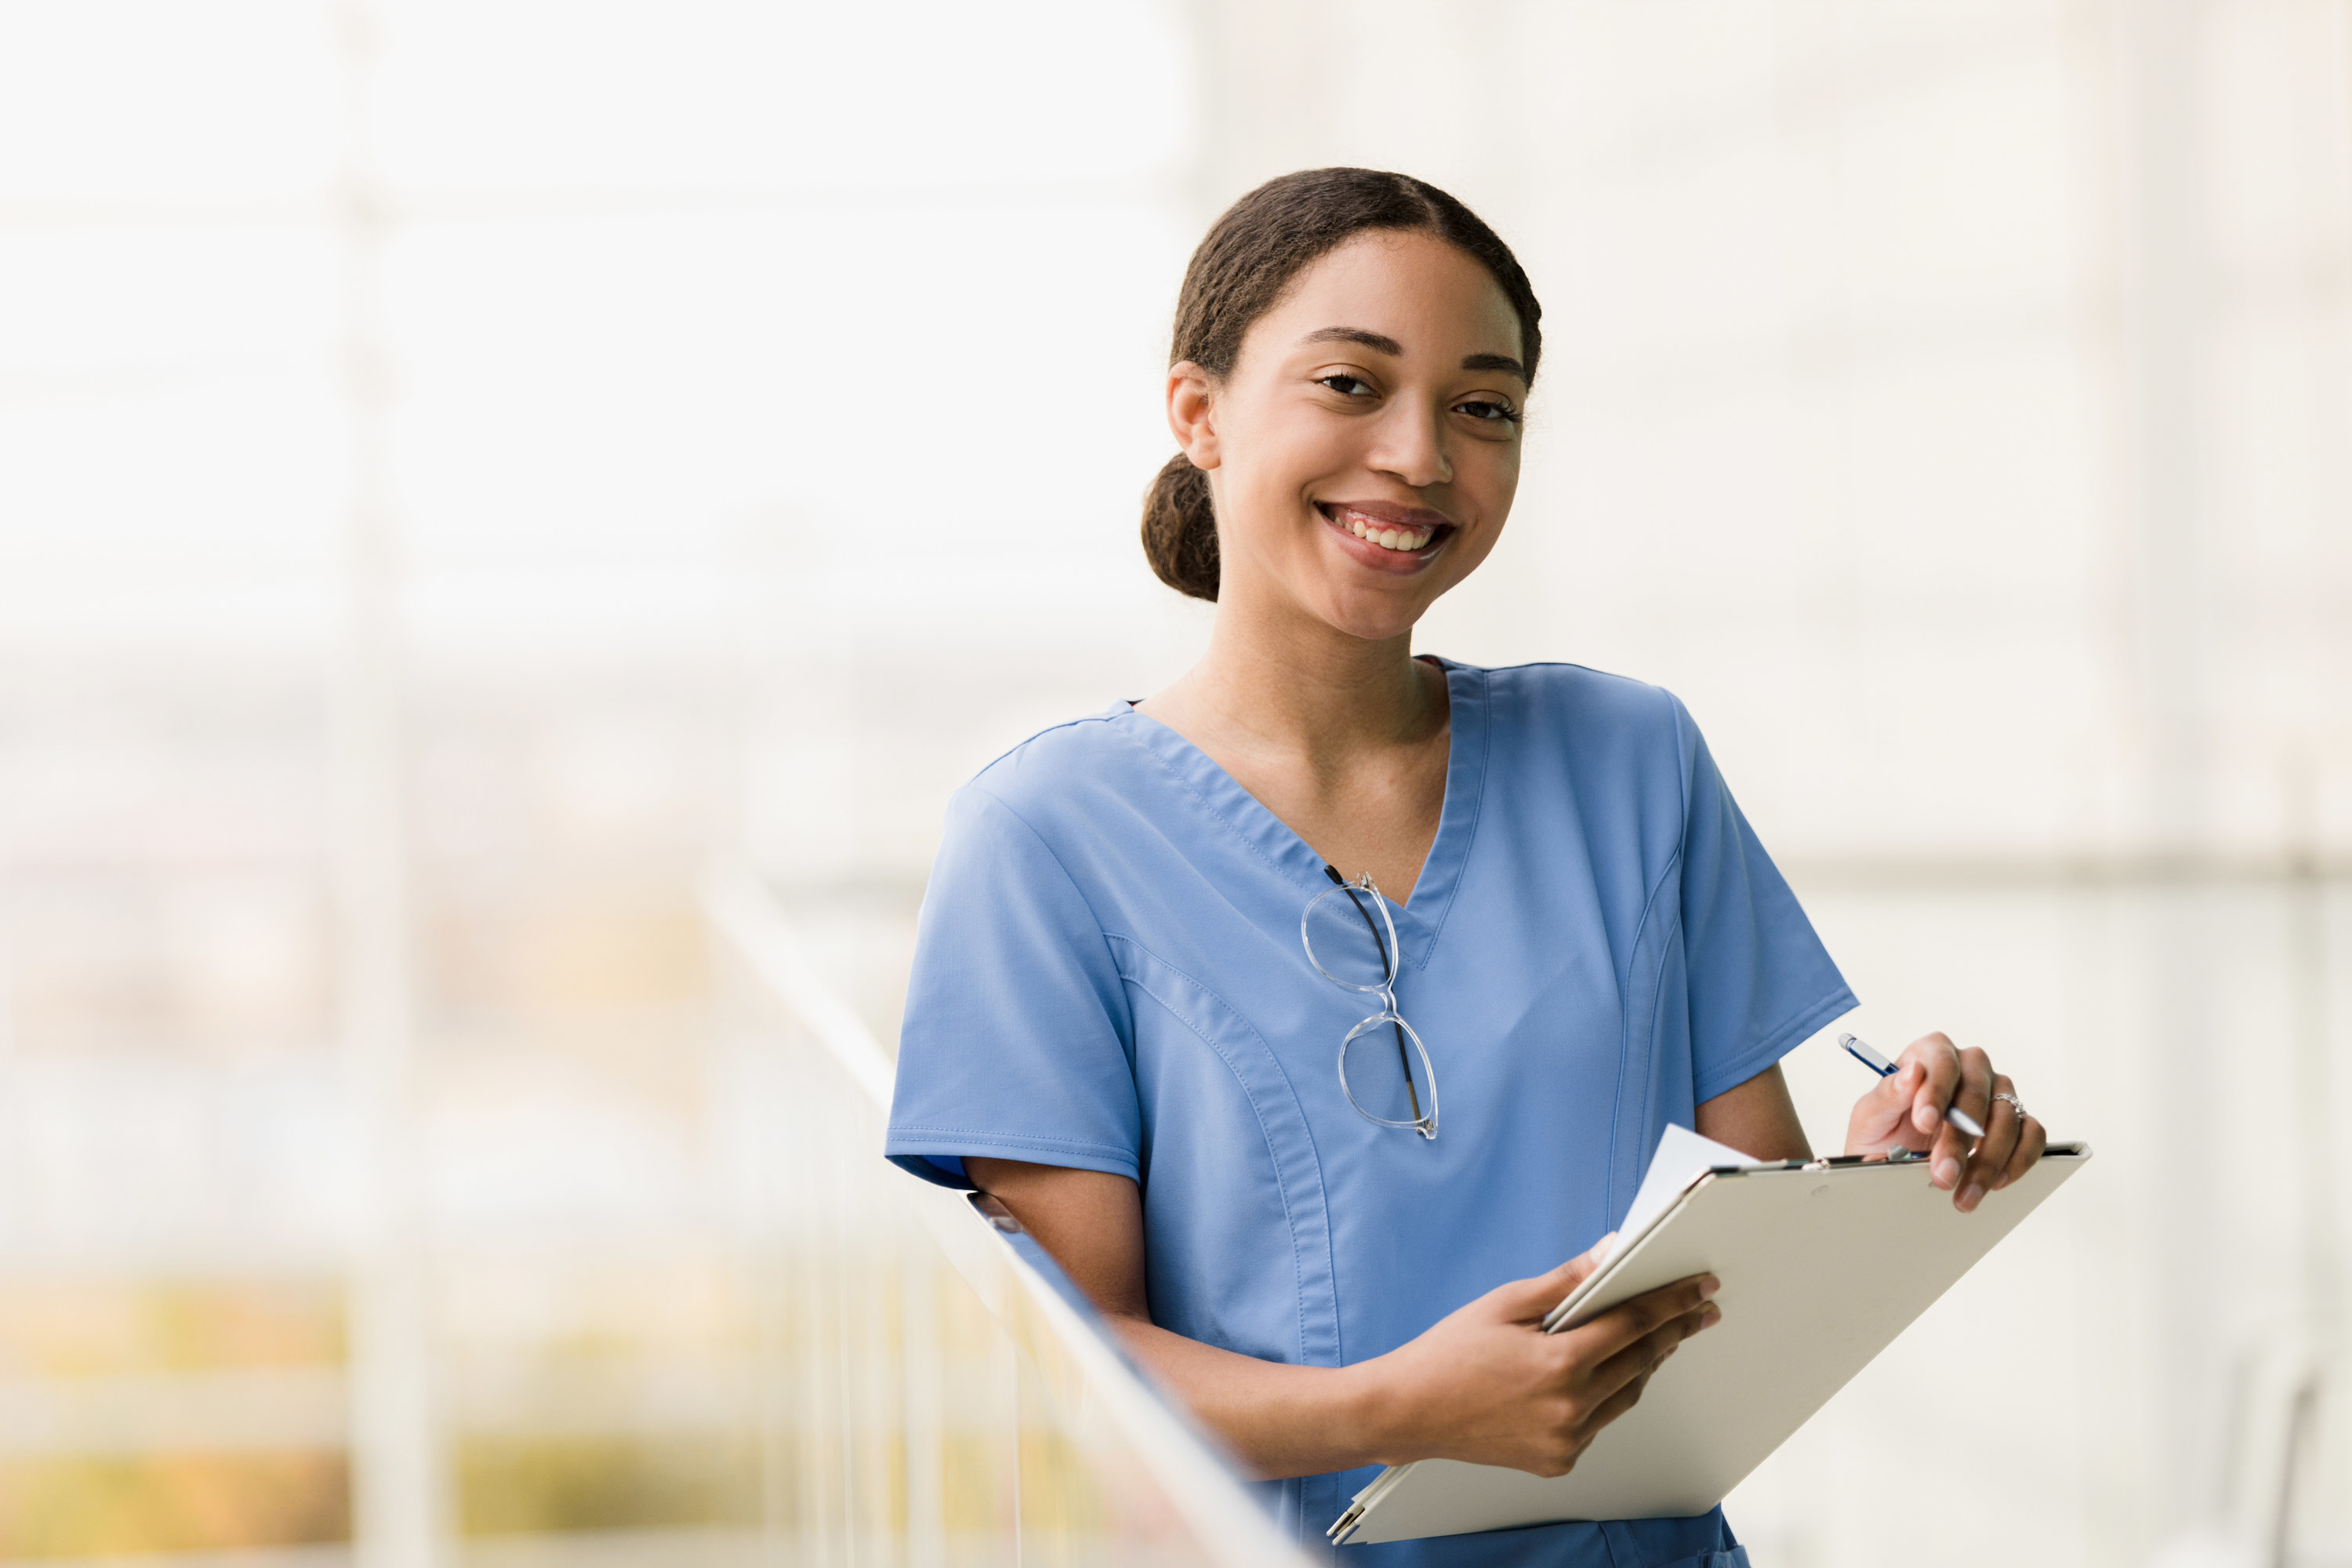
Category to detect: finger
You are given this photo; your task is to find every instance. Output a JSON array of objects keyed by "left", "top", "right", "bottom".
[
  {"left": 1562, "top": 1283, "right": 1701, "bottom": 1366},
  {"left": 1589, "top": 1298, "right": 1720, "bottom": 1393},
  {"left": 1957, "top": 1072, "right": 2020, "bottom": 1212},
  {"left": 1564, "top": 1274, "right": 1719, "bottom": 1363},
  {"left": 1998, "top": 1116, "right": 2048, "bottom": 1190},
  {"left": 1928, "top": 1103, "right": 1970, "bottom": 1190},
  {"left": 1928, "top": 1048, "right": 1991, "bottom": 1193},
  {"left": 1577, "top": 1356, "right": 1668, "bottom": 1440},
  {"left": 1490, "top": 1243, "right": 1610, "bottom": 1323},
  {"left": 1906, "top": 1033, "right": 1961, "bottom": 1138},
  {"left": 1857, "top": 1065, "right": 1918, "bottom": 1145},
  {"left": 1951, "top": 1048, "right": 1994, "bottom": 1136}
]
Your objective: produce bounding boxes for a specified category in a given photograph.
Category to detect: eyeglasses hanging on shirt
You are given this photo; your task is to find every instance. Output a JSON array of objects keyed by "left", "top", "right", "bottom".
[{"left": 1302, "top": 866, "right": 1439, "bottom": 1140}]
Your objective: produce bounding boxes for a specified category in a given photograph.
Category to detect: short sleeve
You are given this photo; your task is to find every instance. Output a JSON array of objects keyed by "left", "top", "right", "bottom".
[
  {"left": 1671, "top": 699, "right": 1857, "bottom": 1104},
  {"left": 884, "top": 785, "right": 1141, "bottom": 1189}
]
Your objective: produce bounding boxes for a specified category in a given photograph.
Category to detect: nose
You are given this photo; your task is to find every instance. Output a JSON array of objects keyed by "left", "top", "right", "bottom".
[{"left": 1365, "top": 399, "right": 1452, "bottom": 490}]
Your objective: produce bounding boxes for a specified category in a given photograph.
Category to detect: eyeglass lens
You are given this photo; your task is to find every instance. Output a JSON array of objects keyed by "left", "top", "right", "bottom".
[
  {"left": 1302, "top": 882, "right": 1399, "bottom": 993},
  {"left": 1340, "top": 1011, "right": 1435, "bottom": 1131}
]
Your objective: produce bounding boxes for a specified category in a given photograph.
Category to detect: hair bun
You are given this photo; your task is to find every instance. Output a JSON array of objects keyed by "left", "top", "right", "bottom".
[{"left": 1142, "top": 452, "right": 1220, "bottom": 603}]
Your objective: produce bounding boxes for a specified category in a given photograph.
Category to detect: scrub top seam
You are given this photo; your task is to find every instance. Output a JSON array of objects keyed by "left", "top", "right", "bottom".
[
  {"left": 1609, "top": 842, "right": 1686, "bottom": 1225},
  {"left": 1665, "top": 687, "right": 1694, "bottom": 829},
  {"left": 888, "top": 1127, "right": 1137, "bottom": 1162},
  {"left": 1105, "top": 935, "right": 1341, "bottom": 1369},
  {"left": 1405, "top": 659, "right": 1491, "bottom": 972},
  {"left": 964, "top": 781, "right": 1140, "bottom": 1062},
  {"left": 1600, "top": 687, "right": 1699, "bottom": 1225},
  {"left": 963, "top": 709, "right": 1123, "bottom": 789},
  {"left": 1100, "top": 717, "right": 1307, "bottom": 890}
]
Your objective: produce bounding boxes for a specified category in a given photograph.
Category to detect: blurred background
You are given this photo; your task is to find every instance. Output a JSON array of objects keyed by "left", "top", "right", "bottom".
[{"left": 1, "top": 1, "right": 2348, "bottom": 1564}]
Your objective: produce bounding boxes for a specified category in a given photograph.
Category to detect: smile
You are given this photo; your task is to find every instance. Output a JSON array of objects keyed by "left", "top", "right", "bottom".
[{"left": 1316, "top": 503, "right": 1456, "bottom": 559}]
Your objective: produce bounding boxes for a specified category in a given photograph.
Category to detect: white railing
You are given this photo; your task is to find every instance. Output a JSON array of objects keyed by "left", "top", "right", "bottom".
[{"left": 703, "top": 866, "right": 1308, "bottom": 1568}]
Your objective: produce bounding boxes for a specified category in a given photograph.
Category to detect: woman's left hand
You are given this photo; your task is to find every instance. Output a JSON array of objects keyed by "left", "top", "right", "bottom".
[{"left": 1843, "top": 1032, "right": 2046, "bottom": 1213}]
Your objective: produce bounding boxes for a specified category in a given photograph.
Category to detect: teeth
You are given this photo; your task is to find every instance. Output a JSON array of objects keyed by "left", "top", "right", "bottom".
[{"left": 1334, "top": 507, "right": 1436, "bottom": 552}]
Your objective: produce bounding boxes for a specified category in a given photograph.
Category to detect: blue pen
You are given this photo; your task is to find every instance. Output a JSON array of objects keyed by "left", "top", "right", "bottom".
[{"left": 1839, "top": 1033, "right": 1986, "bottom": 1139}]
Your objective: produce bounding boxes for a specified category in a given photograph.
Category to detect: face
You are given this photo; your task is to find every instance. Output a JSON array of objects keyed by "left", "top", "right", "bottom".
[{"left": 1167, "top": 230, "right": 1526, "bottom": 642}]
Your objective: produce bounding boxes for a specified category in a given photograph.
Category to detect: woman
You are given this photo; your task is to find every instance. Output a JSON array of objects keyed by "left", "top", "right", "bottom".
[{"left": 884, "top": 169, "right": 2046, "bottom": 1567}]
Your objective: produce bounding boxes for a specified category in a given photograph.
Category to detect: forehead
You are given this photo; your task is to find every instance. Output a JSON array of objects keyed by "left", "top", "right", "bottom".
[{"left": 1248, "top": 230, "right": 1523, "bottom": 365}]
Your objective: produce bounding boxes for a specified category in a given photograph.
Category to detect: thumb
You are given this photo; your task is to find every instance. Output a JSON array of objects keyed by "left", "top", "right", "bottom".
[
  {"left": 1488, "top": 1234, "right": 1615, "bottom": 1323},
  {"left": 1855, "top": 1065, "right": 1913, "bottom": 1133}
]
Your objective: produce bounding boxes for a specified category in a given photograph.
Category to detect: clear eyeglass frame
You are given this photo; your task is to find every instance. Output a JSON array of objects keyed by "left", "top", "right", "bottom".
[{"left": 1301, "top": 873, "right": 1439, "bottom": 1140}]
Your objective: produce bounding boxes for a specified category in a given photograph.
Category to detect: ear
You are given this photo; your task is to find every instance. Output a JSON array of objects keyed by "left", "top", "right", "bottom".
[{"left": 1165, "top": 361, "right": 1221, "bottom": 471}]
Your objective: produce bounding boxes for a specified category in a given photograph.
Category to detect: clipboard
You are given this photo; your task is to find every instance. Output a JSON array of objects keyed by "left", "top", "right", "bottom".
[{"left": 1330, "top": 1140, "right": 2092, "bottom": 1545}]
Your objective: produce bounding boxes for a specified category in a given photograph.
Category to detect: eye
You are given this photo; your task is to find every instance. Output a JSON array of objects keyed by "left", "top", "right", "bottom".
[
  {"left": 1455, "top": 397, "right": 1519, "bottom": 424},
  {"left": 1316, "top": 374, "right": 1376, "bottom": 398}
]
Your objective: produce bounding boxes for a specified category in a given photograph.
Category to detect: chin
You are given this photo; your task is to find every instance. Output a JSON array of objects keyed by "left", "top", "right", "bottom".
[{"left": 1315, "top": 587, "right": 1433, "bottom": 644}]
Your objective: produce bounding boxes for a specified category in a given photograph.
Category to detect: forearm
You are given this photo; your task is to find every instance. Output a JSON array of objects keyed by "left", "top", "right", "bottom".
[
  {"left": 964, "top": 1156, "right": 1410, "bottom": 1478},
  {"left": 1101, "top": 1313, "right": 1401, "bottom": 1479}
]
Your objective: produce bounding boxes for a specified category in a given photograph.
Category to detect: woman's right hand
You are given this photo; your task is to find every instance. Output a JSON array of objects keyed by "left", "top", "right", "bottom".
[{"left": 1361, "top": 1238, "right": 1723, "bottom": 1477}]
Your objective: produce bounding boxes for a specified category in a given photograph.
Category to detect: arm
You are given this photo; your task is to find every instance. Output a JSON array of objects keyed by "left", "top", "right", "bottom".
[
  {"left": 1693, "top": 1062, "right": 1812, "bottom": 1160},
  {"left": 965, "top": 1156, "right": 1722, "bottom": 1482}
]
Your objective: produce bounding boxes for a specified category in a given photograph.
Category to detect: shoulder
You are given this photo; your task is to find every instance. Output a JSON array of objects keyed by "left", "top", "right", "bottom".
[
  {"left": 1451, "top": 659, "right": 1705, "bottom": 831},
  {"left": 1465, "top": 659, "right": 1695, "bottom": 754},
  {"left": 942, "top": 705, "right": 1151, "bottom": 844}
]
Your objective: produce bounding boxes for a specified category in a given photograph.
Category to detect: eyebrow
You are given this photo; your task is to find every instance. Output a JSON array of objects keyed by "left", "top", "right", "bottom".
[
  {"left": 1300, "top": 325, "right": 1403, "bottom": 356},
  {"left": 1461, "top": 351, "right": 1528, "bottom": 382},
  {"left": 1299, "top": 327, "right": 1528, "bottom": 383}
]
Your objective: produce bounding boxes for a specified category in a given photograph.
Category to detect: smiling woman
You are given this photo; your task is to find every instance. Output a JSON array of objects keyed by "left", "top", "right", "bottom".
[
  {"left": 1140, "top": 169, "right": 1541, "bottom": 608},
  {"left": 884, "top": 168, "right": 2045, "bottom": 1568}
]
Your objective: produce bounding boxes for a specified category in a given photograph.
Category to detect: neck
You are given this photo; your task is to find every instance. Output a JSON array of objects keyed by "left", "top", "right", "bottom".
[{"left": 1158, "top": 589, "right": 1444, "bottom": 768}]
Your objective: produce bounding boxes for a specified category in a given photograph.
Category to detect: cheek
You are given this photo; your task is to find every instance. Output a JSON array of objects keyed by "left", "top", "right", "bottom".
[
  {"left": 1454, "top": 442, "right": 1521, "bottom": 528},
  {"left": 1227, "top": 404, "right": 1359, "bottom": 492},
  {"left": 1442, "top": 520, "right": 1508, "bottom": 582}
]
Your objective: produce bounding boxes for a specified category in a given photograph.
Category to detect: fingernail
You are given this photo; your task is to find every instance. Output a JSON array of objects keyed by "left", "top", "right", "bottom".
[
  {"left": 1961, "top": 1182, "right": 1985, "bottom": 1210},
  {"left": 1698, "top": 1276, "right": 1721, "bottom": 1298},
  {"left": 1933, "top": 1158, "right": 1959, "bottom": 1188},
  {"left": 1700, "top": 1304, "right": 1723, "bottom": 1328}
]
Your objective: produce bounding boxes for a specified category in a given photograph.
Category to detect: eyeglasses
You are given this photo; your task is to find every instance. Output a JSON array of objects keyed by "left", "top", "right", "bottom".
[{"left": 1301, "top": 869, "right": 1439, "bottom": 1140}]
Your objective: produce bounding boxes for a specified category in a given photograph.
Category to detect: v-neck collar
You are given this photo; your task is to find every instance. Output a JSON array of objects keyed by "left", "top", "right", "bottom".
[{"left": 1110, "top": 658, "right": 1490, "bottom": 971}]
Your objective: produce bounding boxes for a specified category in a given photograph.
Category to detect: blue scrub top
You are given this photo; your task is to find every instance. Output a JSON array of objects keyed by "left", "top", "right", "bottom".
[{"left": 886, "top": 659, "right": 1855, "bottom": 1568}]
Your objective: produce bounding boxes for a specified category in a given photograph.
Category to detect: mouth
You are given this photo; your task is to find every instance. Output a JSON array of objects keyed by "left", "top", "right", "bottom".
[{"left": 1315, "top": 502, "right": 1457, "bottom": 563}]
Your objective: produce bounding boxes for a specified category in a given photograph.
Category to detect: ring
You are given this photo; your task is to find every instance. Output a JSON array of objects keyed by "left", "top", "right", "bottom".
[{"left": 1992, "top": 1090, "right": 2026, "bottom": 1121}]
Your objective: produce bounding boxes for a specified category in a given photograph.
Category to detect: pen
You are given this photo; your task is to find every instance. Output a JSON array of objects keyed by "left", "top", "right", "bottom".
[{"left": 1838, "top": 1033, "right": 1985, "bottom": 1139}]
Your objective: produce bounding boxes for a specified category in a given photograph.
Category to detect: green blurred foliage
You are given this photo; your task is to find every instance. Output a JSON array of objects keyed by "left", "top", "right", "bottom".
[
  {"left": 456, "top": 1434, "right": 760, "bottom": 1536},
  {"left": 0, "top": 1450, "right": 348, "bottom": 1558},
  {"left": 0, "top": 1279, "right": 343, "bottom": 1377}
]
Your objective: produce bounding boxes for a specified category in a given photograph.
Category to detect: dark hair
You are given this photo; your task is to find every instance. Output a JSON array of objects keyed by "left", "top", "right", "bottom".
[{"left": 1142, "top": 168, "right": 1543, "bottom": 602}]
